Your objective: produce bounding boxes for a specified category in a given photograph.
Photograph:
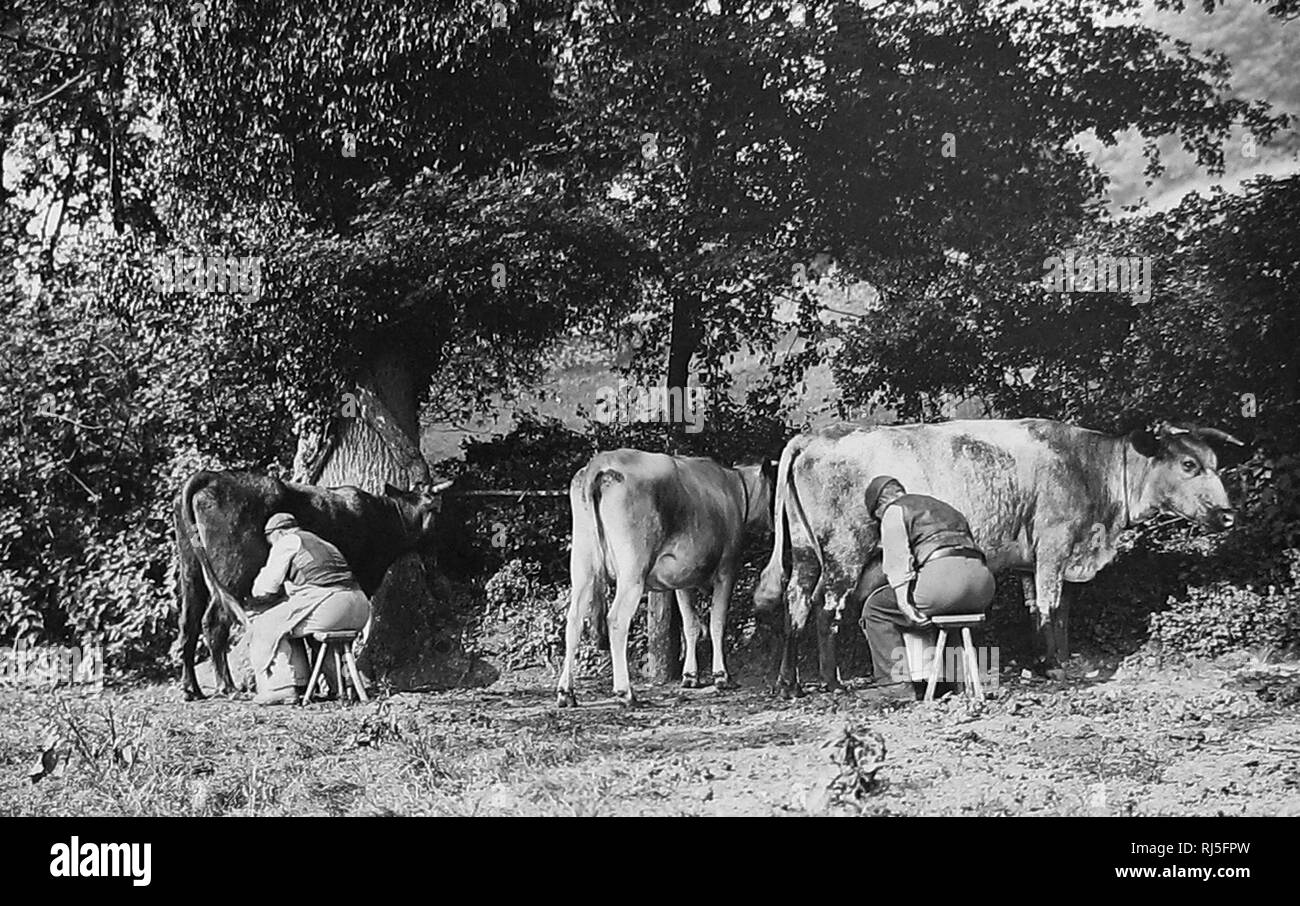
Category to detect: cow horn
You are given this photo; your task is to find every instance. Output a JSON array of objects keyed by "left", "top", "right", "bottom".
[
  {"left": 429, "top": 479, "right": 454, "bottom": 493},
  {"left": 1155, "top": 421, "right": 1190, "bottom": 437},
  {"left": 1195, "top": 427, "right": 1245, "bottom": 447}
]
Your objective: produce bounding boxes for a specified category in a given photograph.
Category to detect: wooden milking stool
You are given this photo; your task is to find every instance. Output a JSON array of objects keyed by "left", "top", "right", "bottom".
[
  {"left": 924, "top": 614, "right": 987, "bottom": 701},
  {"left": 300, "top": 631, "right": 369, "bottom": 704}
]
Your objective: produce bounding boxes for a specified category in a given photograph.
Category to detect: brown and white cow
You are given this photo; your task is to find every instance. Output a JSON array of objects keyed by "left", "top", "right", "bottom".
[
  {"left": 557, "top": 450, "right": 776, "bottom": 707},
  {"left": 753, "top": 419, "right": 1242, "bottom": 696}
]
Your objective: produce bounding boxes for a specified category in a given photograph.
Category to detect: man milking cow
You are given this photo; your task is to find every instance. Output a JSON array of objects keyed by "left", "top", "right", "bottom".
[
  {"left": 244, "top": 513, "right": 372, "bottom": 705},
  {"left": 854, "top": 475, "right": 995, "bottom": 700},
  {"left": 176, "top": 470, "right": 449, "bottom": 701},
  {"left": 756, "top": 418, "right": 1245, "bottom": 697}
]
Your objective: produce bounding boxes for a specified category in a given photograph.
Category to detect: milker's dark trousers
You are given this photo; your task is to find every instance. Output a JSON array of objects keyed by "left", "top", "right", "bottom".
[{"left": 857, "top": 554, "right": 995, "bottom": 683}]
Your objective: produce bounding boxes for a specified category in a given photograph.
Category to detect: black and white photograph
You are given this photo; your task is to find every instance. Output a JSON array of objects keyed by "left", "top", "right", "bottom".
[{"left": 0, "top": 0, "right": 1297, "bottom": 855}]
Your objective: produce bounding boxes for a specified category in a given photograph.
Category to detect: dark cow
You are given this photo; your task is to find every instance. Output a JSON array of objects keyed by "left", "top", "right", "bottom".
[
  {"left": 175, "top": 471, "right": 450, "bottom": 700},
  {"left": 753, "top": 419, "right": 1242, "bottom": 696},
  {"left": 557, "top": 450, "right": 776, "bottom": 707}
]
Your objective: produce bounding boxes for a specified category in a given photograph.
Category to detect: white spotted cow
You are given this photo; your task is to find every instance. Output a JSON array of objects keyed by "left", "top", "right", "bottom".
[{"left": 753, "top": 419, "right": 1242, "bottom": 696}]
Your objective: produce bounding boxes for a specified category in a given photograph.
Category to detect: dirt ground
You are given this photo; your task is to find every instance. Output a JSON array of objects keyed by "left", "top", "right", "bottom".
[{"left": 3, "top": 648, "right": 1299, "bottom": 817}]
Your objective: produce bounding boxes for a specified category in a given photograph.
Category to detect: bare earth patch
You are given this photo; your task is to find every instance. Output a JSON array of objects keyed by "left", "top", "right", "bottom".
[{"left": 2, "top": 655, "right": 1298, "bottom": 817}]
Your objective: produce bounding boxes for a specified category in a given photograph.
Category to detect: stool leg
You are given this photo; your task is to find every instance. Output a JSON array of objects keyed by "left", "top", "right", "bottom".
[
  {"left": 963, "top": 627, "right": 984, "bottom": 700},
  {"left": 302, "top": 640, "right": 327, "bottom": 705},
  {"left": 344, "top": 647, "right": 368, "bottom": 702},
  {"left": 338, "top": 642, "right": 348, "bottom": 701},
  {"left": 298, "top": 638, "right": 313, "bottom": 690},
  {"left": 925, "top": 629, "right": 947, "bottom": 701}
]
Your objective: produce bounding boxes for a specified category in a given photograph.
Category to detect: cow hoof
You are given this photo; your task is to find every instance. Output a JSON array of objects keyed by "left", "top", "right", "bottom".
[
  {"left": 681, "top": 673, "right": 699, "bottom": 689},
  {"left": 183, "top": 687, "right": 205, "bottom": 702},
  {"left": 776, "top": 682, "right": 803, "bottom": 700},
  {"left": 1046, "top": 667, "right": 1067, "bottom": 682},
  {"left": 712, "top": 672, "right": 731, "bottom": 690},
  {"left": 556, "top": 690, "right": 577, "bottom": 708},
  {"left": 614, "top": 689, "right": 637, "bottom": 708}
]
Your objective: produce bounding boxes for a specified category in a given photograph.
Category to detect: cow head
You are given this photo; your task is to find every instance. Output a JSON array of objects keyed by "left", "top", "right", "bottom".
[
  {"left": 384, "top": 479, "right": 454, "bottom": 545},
  {"left": 1129, "top": 422, "right": 1244, "bottom": 531}
]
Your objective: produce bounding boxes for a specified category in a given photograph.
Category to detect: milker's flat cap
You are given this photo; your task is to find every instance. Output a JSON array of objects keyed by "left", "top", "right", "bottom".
[
  {"left": 864, "top": 475, "right": 905, "bottom": 514},
  {"left": 263, "top": 513, "right": 299, "bottom": 534}
]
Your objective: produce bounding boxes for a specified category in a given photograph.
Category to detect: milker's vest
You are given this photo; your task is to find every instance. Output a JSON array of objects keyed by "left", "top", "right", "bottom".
[
  {"left": 287, "top": 530, "right": 358, "bottom": 589},
  {"left": 886, "top": 493, "right": 979, "bottom": 567}
]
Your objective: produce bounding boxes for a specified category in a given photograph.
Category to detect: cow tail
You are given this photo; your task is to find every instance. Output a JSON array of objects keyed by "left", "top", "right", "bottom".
[
  {"left": 754, "top": 447, "right": 793, "bottom": 613},
  {"left": 179, "top": 471, "right": 249, "bottom": 626},
  {"left": 783, "top": 450, "right": 829, "bottom": 611},
  {"left": 180, "top": 471, "right": 215, "bottom": 544},
  {"left": 756, "top": 441, "right": 821, "bottom": 614},
  {"left": 587, "top": 468, "right": 624, "bottom": 648}
]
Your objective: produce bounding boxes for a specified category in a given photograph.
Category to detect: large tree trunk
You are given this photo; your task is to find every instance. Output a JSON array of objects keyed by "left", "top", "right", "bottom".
[
  {"left": 646, "top": 591, "right": 681, "bottom": 685},
  {"left": 665, "top": 289, "right": 700, "bottom": 401},
  {"left": 644, "top": 289, "right": 702, "bottom": 683},
  {"left": 300, "top": 348, "right": 448, "bottom": 690}
]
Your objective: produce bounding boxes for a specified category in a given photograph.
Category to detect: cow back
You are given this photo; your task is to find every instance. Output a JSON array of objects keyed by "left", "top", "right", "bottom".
[
  {"left": 180, "top": 472, "right": 413, "bottom": 598},
  {"left": 793, "top": 419, "right": 1125, "bottom": 576}
]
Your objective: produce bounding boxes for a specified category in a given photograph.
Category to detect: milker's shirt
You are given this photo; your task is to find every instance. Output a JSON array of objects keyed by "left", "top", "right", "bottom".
[
  {"left": 252, "top": 529, "right": 357, "bottom": 597},
  {"left": 879, "top": 494, "right": 979, "bottom": 591}
]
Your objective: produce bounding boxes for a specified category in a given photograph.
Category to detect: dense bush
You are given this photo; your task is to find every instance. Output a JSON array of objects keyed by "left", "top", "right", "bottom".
[
  {"left": 0, "top": 228, "right": 291, "bottom": 677},
  {"left": 1238, "top": 453, "right": 1300, "bottom": 552},
  {"left": 480, "top": 559, "right": 569, "bottom": 673},
  {"left": 1147, "top": 550, "right": 1300, "bottom": 662},
  {"left": 434, "top": 415, "right": 594, "bottom": 585},
  {"left": 471, "top": 558, "right": 642, "bottom": 679}
]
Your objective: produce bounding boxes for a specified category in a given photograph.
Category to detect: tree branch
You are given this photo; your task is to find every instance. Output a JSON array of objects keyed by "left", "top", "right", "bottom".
[
  {"left": 23, "top": 68, "right": 92, "bottom": 112},
  {"left": 34, "top": 410, "right": 113, "bottom": 432},
  {"left": 0, "top": 30, "right": 88, "bottom": 60}
]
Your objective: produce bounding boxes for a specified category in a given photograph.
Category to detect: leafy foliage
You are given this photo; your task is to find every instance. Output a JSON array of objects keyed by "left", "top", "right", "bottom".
[
  {"left": 145, "top": 0, "right": 567, "bottom": 228},
  {"left": 261, "top": 171, "right": 645, "bottom": 426},
  {"left": 478, "top": 559, "right": 570, "bottom": 673},
  {"left": 1148, "top": 550, "right": 1300, "bottom": 661},
  {"left": 0, "top": 221, "right": 291, "bottom": 672},
  {"left": 435, "top": 415, "right": 592, "bottom": 585},
  {"left": 471, "top": 556, "right": 631, "bottom": 678},
  {"left": 833, "top": 172, "right": 1299, "bottom": 435},
  {"left": 563, "top": 0, "right": 1285, "bottom": 401}
]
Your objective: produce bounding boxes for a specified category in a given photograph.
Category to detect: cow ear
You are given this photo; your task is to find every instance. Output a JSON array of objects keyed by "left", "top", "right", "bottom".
[
  {"left": 383, "top": 483, "right": 405, "bottom": 498},
  {"left": 1129, "top": 428, "right": 1161, "bottom": 458}
]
